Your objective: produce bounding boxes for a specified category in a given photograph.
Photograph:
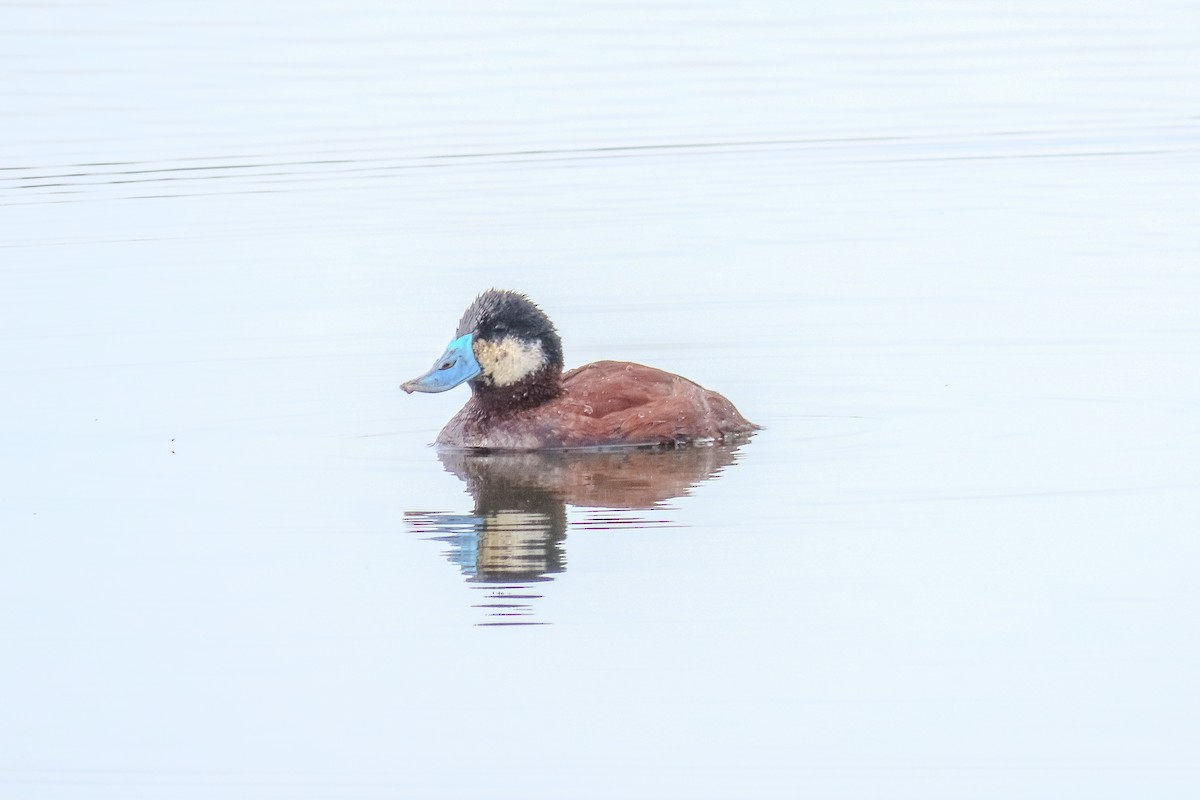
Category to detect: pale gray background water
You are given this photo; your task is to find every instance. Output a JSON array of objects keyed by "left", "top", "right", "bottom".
[{"left": 3, "top": 2, "right": 1198, "bottom": 798}]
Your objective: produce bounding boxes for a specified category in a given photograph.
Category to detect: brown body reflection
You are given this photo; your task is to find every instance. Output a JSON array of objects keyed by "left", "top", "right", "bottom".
[{"left": 406, "top": 442, "right": 748, "bottom": 625}]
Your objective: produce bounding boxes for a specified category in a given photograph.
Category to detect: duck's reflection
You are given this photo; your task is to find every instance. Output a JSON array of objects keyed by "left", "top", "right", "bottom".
[{"left": 405, "top": 442, "right": 748, "bottom": 625}]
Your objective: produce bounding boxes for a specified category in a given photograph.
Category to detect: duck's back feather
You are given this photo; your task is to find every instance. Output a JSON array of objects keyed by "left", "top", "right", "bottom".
[{"left": 436, "top": 360, "right": 758, "bottom": 450}]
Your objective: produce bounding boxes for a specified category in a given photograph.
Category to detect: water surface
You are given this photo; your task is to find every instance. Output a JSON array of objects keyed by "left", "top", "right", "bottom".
[{"left": 2, "top": 2, "right": 1199, "bottom": 798}]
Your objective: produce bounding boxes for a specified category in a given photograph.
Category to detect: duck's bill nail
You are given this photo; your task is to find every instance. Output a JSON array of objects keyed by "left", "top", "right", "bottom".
[{"left": 401, "top": 333, "right": 481, "bottom": 394}]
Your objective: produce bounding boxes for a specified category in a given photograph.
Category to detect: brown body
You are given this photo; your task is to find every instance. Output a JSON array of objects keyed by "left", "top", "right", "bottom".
[{"left": 436, "top": 360, "right": 758, "bottom": 450}]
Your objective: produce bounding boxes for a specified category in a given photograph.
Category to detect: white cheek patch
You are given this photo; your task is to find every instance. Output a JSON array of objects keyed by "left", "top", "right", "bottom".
[{"left": 474, "top": 337, "right": 547, "bottom": 386}]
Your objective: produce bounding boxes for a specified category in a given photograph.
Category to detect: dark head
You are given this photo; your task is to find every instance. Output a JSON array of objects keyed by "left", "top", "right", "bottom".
[{"left": 401, "top": 290, "right": 564, "bottom": 406}]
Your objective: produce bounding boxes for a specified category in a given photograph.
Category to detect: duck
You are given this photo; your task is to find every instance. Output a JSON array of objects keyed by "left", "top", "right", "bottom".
[{"left": 401, "top": 289, "right": 760, "bottom": 450}]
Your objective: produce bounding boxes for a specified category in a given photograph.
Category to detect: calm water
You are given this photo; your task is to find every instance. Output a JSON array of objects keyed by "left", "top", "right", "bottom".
[{"left": 3, "top": 2, "right": 1199, "bottom": 798}]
